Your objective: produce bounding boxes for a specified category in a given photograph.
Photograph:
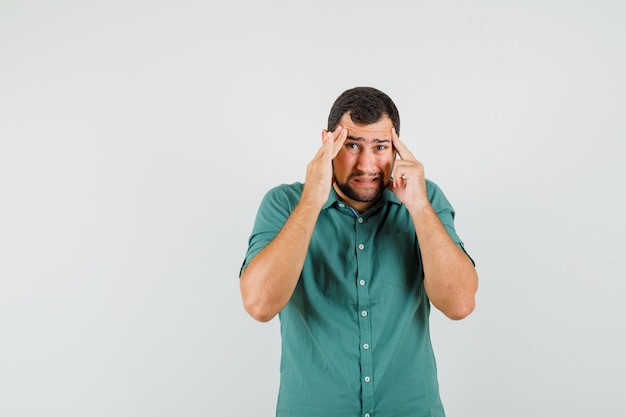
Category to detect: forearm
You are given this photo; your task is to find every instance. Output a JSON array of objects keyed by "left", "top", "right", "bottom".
[
  {"left": 240, "top": 126, "right": 346, "bottom": 322},
  {"left": 409, "top": 204, "right": 478, "bottom": 320},
  {"left": 240, "top": 200, "right": 322, "bottom": 322}
]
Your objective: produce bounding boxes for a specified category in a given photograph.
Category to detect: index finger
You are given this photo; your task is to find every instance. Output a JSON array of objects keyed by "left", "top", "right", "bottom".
[
  {"left": 331, "top": 125, "right": 348, "bottom": 157},
  {"left": 391, "top": 127, "right": 417, "bottom": 161}
]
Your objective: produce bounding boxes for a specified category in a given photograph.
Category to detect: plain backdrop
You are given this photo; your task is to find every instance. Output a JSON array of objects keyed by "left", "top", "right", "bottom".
[{"left": 1, "top": 1, "right": 625, "bottom": 416}]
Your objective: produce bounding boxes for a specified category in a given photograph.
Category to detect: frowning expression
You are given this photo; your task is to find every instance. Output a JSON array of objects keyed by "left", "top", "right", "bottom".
[{"left": 332, "top": 113, "right": 395, "bottom": 212}]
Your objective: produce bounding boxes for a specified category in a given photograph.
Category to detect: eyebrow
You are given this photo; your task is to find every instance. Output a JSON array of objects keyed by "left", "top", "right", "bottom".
[{"left": 346, "top": 135, "right": 390, "bottom": 143}]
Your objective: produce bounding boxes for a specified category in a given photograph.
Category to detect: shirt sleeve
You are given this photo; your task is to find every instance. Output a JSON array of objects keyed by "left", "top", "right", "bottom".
[
  {"left": 239, "top": 184, "right": 298, "bottom": 276},
  {"left": 426, "top": 179, "right": 475, "bottom": 266}
]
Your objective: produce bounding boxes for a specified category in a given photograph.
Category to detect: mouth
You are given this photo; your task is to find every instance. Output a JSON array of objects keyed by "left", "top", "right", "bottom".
[{"left": 350, "top": 176, "right": 380, "bottom": 187}]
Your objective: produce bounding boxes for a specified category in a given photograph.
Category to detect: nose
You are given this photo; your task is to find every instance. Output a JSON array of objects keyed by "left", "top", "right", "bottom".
[{"left": 355, "top": 149, "right": 376, "bottom": 172}]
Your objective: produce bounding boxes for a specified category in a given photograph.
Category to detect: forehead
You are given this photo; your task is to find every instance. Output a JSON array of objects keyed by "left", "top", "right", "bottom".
[{"left": 339, "top": 113, "right": 393, "bottom": 138}]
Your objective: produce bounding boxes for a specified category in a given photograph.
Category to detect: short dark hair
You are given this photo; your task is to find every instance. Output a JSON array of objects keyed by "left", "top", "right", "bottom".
[{"left": 327, "top": 86, "right": 400, "bottom": 134}]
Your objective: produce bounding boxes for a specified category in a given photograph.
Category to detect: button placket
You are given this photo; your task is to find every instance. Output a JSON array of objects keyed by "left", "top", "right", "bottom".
[{"left": 354, "top": 213, "right": 374, "bottom": 415}]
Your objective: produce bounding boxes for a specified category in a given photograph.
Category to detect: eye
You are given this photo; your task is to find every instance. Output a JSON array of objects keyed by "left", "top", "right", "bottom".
[
  {"left": 376, "top": 145, "right": 388, "bottom": 152},
  {"left": 346, "top": 143, "right": 360, "bottom": 152}
]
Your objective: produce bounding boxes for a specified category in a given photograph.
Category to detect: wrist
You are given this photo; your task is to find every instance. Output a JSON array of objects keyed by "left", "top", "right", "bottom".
[
  {"left": 298, "top": 192, "right": 326, "bottom": 212},
  {"left": 405, "top": 199, "right": 433, "bottom": 217}
]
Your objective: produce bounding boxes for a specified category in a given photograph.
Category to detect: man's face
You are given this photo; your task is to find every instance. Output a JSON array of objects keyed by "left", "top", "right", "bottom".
[{"left": 332, "top": 113, "right": 396, "bottom": 212}]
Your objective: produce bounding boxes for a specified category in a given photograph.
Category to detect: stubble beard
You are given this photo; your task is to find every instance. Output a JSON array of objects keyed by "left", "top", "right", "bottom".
[{"left": 333, "top": 171, "right": 389, "bottom": 204}]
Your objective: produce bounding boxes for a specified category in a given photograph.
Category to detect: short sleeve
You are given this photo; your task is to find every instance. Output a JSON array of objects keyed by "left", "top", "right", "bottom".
[
  {"left": 239, "top": 184, "right": 301, "bottom": 276},
  {"left": 426, "top": 179, "right": 475, "bottom": 266}
]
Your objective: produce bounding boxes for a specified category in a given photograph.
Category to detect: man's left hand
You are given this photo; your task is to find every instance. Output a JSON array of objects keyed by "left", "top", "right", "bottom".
[{"left": 388, "top": 128, "right": 430, "bottom": 213}]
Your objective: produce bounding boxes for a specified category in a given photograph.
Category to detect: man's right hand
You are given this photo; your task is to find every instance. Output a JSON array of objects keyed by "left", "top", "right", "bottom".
[
  {"left": 240, "top": 125, "right": 348, "bottom": 322},
  {"left": 301, "top": 125, "right": 348, "bottom": 208}
]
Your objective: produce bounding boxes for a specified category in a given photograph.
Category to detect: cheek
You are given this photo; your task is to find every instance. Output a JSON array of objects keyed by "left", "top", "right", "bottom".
[
  {"left": 378, "top": 155, "right": 395, "bottom": 171},
  {"left": 333, "top": 156, "right": 357, "bottom": 180},
  {"left": 333, "top": 153, "right": 353, "bottom": 170}
]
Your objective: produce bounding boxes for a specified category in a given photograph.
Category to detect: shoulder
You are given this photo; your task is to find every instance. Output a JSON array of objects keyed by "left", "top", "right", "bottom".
[
  {"left": 425, "top": 178, "right": 444, "bottom": 198},
  {"left": 259, "top": 182, "right": 304, "bottom": 211},
  {"left": 425, "top": 178, "right": 455, "bottom": 213},
  {"left": 264, "top": 182, "right": 304, "bottom": 200}
]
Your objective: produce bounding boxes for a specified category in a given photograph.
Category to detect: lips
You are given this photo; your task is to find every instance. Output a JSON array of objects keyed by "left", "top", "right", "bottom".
[{"left": 351, "top": 176, "right": 379, "bottom": 185}]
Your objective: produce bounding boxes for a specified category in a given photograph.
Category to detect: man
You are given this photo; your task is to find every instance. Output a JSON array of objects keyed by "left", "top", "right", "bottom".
[{"left": 239, "top": 86, "right": 478, "bottom": 417}]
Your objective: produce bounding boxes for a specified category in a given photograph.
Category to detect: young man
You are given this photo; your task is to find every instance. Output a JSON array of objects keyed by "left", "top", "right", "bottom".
[{"left": 240, "top": 87, "right": 478, "bottom": 417}]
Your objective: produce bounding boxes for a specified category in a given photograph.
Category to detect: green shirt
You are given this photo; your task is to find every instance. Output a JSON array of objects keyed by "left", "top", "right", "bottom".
[{"left": 241, "top": 180, "right": 471, "bottom": 417}]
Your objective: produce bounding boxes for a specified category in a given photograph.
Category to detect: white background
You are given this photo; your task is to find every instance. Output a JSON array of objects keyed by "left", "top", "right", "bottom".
[{"left": 1, "top": 1, "right": 625, "bottom": 416}]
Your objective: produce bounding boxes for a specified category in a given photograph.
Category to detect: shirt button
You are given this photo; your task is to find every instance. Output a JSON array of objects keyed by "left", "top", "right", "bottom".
[
  {"left": 363, "top": 343, "right": 370, "bottom": 350},
  {"left": 359, "top": 279, "right": 365, "bottom": 286},
  {"left": 358, "top": 217, "right": 364, "bottom": 223},
  {"left": 364, "top": 376, "right": 371, "bottom": 383},
  {"left": 339, "top": 203, "right": 345, "bottom": 208},
  {"left": 361, "top": 310, "right": 368, "bottom": 317},
  {"left": 358, "top": 244, "right": 364, "bottom": 250},
  {"left": 365, "top": 414, "right": 371, "bottom": 417}
]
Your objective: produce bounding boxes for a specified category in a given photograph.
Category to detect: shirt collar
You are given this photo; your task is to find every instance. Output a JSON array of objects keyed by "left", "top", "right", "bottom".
[{"left": 322, "top": 187, "right": 403, "bottom": 211}]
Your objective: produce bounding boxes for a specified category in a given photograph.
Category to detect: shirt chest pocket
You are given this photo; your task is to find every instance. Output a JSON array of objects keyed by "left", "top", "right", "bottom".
[{"left": 374, "top": 232, "right": 422, "bottom": 289}]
